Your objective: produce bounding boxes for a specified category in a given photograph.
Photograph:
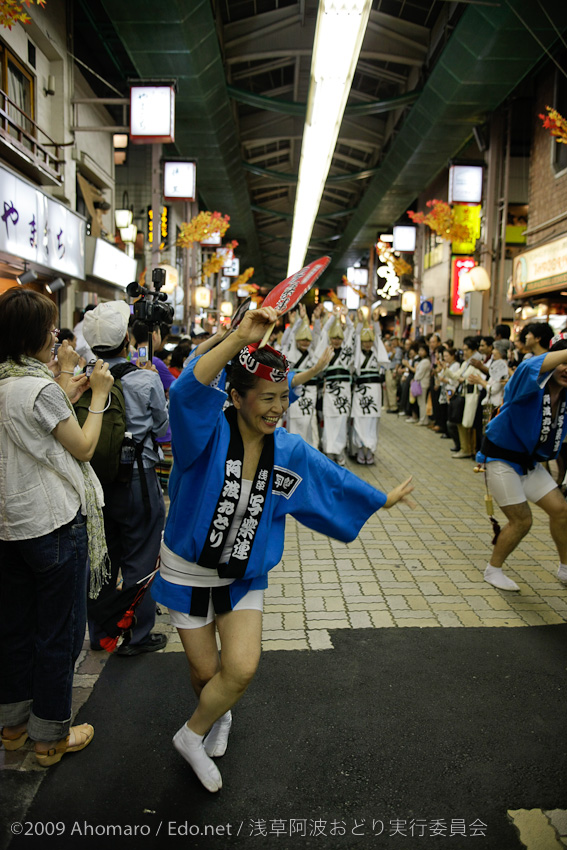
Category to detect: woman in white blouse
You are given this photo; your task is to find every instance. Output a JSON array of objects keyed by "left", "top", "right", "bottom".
[{"left": 0, "top": 288, "right": 113, "bottom": 767}]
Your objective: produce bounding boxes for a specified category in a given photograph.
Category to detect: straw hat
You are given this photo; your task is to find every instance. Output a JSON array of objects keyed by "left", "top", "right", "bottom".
[
  {"left": 327, "top": 315, "right": 344, "bottom": 340},
  {"left": 295, "top": 317, "right": 312, "bottom": 342},
  {"left": 360, "top": 321, "right": 375, "bottom": 343}
]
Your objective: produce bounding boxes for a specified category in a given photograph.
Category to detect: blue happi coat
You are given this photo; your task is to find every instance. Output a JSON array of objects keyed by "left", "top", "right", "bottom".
[
  {"left": 477, "top": 353, "right": 567, "bottom": 474},
  {"left": 152, "top": 357, "right": 387, "bottom": 612}
]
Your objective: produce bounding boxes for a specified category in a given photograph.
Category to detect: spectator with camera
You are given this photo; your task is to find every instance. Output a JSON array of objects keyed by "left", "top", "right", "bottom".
[
  {"left": 83, "top": 302, "right": 169, "bottom": 656},
  {"left": 0, "top": 288, "right": 113, "bottom": 765},
  {"left": 131, "top": 319, "right": 175, "bottom": 397}
]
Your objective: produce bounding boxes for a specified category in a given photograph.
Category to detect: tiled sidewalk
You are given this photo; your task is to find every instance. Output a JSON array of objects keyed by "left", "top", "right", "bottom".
[{"left": 261, "top": 415, "right": 567, "bottom": 650}]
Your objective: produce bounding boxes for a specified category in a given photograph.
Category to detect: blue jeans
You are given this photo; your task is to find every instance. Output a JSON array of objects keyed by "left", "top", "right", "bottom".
[{"left": 0, "top": 510, "right": 88, "bottom": 742}]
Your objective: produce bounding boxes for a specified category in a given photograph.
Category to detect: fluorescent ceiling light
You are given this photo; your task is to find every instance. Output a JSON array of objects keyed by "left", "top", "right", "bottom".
[{"left": 287, "top": 0, "right": 372, "bottom": 276}]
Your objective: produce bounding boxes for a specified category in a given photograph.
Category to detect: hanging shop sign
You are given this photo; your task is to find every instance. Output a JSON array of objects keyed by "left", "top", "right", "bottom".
[
  {"left": 449, "top": 255, "right": 476, "bottom": 316},
  {"left": 85, "top": 237, "right": 137, "bottom": 289},
  {"left": 222, "top": 256, "right": 240, "bottom": 277},
  {"left": 0, "top": 163, "right": 85, "bottom": 278},
  {"left": 511, "top": 234, "right": 567, "bottom": 297},
  {"left": 200, "top": 231, "right": 222, "bottom": 247},
  {"left": 451, "top": 204, "right": 481, "bottom": 255},
  {"left": 163, "top": 161, "right": 196, "bottom": 202},
  {"left": 392, "top": 225, "right": 416, "bottom": 252},
  {"left": 448, "top": 164, "right": 483, "bottom": 204},
  {"left": 130, "top": 85, "right": 175, "bottom": 144}
]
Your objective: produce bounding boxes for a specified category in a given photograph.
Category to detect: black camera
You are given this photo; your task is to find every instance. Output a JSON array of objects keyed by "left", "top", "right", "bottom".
[{"left": 126, "top": 268, "right": 174, "bottom": 328}]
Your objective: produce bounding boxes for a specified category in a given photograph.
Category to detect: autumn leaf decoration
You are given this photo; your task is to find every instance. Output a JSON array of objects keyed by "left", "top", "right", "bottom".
[
  {"left": 228, "top": 267, "right": 256, "bottom": 292},
  {"left": 539, "top": 106, "right": 567, "bottom": 145},
  {"left": 341, "top": 274, "right": 368, "bottom": 299},
  {"left": 408, "top": 199, "right": 471, "bottom": 244},
  {"left": 0, "top": 0, "right": 45, "bottom": 29},
  {"left": 177, "top": 211, "right": 231, "bottom": 248}
]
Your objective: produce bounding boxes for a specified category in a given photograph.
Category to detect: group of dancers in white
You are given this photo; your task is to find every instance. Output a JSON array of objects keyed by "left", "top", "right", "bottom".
[{"left": 281, "top": 303, "right": 389, "bottom": 466}]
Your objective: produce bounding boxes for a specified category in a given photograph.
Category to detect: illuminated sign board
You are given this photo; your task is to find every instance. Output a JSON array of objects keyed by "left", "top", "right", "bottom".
[
  {"left": 0, "top": 163, "right": 85, "bottom": 277},
  {"left": 130, "top": 86, "right": 175, "bottom": 144},
  {"left": 511, "top": 234, "right": 567, "bottom": 297},
  {"left": 392, "top": 225, "right": 416, "bottom": 252},
  {"left": 223, "top": 256, "right": 240, "bottom": 277},
  {"left": 147, "top": 206, "right": 169, "bottom": 247},
  {"left": 449, "top": 256, "right": 475, "bottom": 315},
  {"left": 451, "top": 204, "right": 481, "bottom": 255},
  {"left": 86, "top": 236, "right": 137, "bottom": 289},
  {"left": 163, "top": 161, "right": 196, "bottom": 202},
  {"left": 448, "top": 164, "right": 483, "bottom": 204}
]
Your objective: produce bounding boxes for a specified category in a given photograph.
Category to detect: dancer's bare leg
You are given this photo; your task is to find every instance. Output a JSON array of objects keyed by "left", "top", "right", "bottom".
[
  {"left": 484, "top": 502, "right": 532, "bottom": 591},
  {"left": 173, "top": 610, "right": 262, "bottom": 791}
]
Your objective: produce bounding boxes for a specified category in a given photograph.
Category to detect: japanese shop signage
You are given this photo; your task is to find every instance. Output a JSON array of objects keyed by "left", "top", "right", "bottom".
[
  {"left": 449, "top": 256, "right": 475, "bottom": 316},
  {"left": 130, "top": 86, "right": 175, "bottom": 144},
  {"left": 511, "top": 234, "right": 567, "bottom": 297},
  {"left": 0, "top": 164, "right": 85, "bottom": 278},
  {"left": 163, "top": 161, "right": 196, "bottom": 202}
]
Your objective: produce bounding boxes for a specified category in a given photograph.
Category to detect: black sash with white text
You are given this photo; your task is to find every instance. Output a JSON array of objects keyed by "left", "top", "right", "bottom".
[{"left": 197, "top": 406, "right": 274, "bottom": 579}]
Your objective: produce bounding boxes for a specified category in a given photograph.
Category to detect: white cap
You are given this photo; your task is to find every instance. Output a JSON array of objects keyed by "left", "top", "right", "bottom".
[{"left": 83, "top": 301, "right": 130, "bottom": 351}]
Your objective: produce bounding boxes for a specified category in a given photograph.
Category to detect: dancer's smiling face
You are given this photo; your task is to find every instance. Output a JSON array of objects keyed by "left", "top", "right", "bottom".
[{"left": 231, "top": 378, "right": 290, "bottom": 437}]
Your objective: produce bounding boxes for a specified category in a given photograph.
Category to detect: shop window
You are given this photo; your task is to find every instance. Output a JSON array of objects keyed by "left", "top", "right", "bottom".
[
  {"left": 552, "top": 55, "right": 567, "bottom": 174},
  {"left": 0, "top": 44, "right": 35, "bottom": 145},
  {"left": 423, "top": 227, "right": 444, "bottom": 269}
]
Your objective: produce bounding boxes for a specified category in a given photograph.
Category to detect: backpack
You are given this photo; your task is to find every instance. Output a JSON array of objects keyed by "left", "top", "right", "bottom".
[{"left": 74, "top": 362, "right": 139, "bottom": 485}]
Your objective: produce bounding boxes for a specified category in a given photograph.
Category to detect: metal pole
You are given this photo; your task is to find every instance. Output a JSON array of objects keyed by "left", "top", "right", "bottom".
[
  {"left": 151, "top": 143, "right": 162, "bottom": 275},
  {"left": 483, "top": 111, "right": 501, "bottom": 331},
  {"left": 497, "top": 107, "right": 512, "bottom": 326}
]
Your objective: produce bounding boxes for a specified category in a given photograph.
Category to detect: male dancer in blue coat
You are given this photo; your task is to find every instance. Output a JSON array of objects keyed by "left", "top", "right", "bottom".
[{"left": 478, "top": 334, "right": 567, "bottom": 591}]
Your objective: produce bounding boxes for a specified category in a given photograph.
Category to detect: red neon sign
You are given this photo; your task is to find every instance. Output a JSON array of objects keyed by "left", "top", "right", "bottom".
[{"left": 450, "top": 256, "right": 475, "bottom": 315}]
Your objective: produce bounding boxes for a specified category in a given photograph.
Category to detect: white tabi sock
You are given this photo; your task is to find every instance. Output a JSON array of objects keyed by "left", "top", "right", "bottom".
[
  {"left": 557, "top": 563, "right": 567, "bottom": 584},
  {"left": 204, "top": 710, "right": 232, "bottom": 758},
  {"left": 172, "top": 723, "right": 222, "bottom": 792},
  {"left": 483, "top": 564, "right": 520, "bottom": 592}
]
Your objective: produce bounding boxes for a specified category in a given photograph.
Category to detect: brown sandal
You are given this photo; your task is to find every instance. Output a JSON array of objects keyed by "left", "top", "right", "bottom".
[
  {"left": 35, "top": 723, "right": 94, "bottom": 767},
  {"left": 1, "top": 725, "right": 29, "bottom": 751}
]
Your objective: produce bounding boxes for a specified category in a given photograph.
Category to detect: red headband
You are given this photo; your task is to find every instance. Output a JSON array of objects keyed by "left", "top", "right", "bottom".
[
  {"left": 550, "top": 332, "right": 567, "bottom": 347},
  {"left": 237, "top": 343, "right": 289, "bottom": 383}
]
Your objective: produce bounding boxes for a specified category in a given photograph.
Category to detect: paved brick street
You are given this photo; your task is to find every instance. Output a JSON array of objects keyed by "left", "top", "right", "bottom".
[{"left": 3, "top": 412, "right": 566, "bottom": 849}]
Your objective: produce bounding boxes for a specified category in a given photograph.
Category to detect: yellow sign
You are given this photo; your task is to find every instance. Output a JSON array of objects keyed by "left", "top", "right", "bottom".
[
  {"left": 452, "top": 204, "right": 481, "bottom": 254},
  {"left": 147, "top": 206, "right": 169, "bottom": 249}
]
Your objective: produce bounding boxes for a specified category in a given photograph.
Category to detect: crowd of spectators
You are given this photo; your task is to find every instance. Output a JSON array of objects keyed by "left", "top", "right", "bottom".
[{"left": 382, "top": 321, "right": 567, "bottom": 471}]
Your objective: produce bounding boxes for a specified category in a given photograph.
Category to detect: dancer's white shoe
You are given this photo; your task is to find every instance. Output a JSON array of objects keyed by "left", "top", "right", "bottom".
[
  {"left": 173, "top": 723, "right": 222, "bottom": 792},
  {"left": 484, "top": 565, "right": 520, "bottom": 592},
  {"left": 204, "top": 710, "right": 232, "bottom": 758}
]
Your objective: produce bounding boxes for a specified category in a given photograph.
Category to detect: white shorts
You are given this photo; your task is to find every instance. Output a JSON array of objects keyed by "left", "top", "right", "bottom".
[
  {"left": 168, "top": 588, "right": 264, "bottom": 630},
  {"left": 486, "top": 461, "right": 557, "bottom": 507}
]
